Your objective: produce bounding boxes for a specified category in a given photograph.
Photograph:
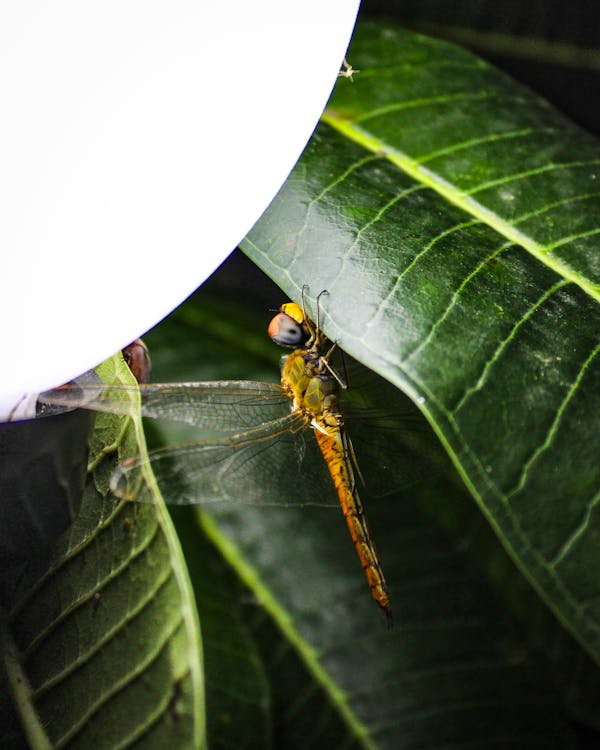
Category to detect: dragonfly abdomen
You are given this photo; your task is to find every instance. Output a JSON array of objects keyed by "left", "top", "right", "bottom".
[{"left": 313, "top": 424, "right": 392, "bottom": 625}]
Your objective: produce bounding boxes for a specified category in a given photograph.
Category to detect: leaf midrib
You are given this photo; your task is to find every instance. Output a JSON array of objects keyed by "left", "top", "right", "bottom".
[
  {"left": 322, "top": 110, "right": 600, "bottom": 304},
  {"left": 198, "top": 512, "right": 379, "bottom": 750}
]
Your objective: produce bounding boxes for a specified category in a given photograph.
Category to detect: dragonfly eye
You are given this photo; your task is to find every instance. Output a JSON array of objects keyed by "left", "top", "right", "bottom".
[{"left": 267, "top": 311, "right": 306, "bottom": 347}]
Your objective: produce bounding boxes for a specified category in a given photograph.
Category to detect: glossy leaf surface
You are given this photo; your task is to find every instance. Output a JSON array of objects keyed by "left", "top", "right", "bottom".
[{"left": 242, "top": 23, "right": 600, "bottom": 666}]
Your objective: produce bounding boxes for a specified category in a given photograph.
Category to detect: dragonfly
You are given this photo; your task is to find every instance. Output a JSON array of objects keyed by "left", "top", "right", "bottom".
[
  {"left": 267, "top": 293, "right": 391, "bottom": 622},
  {"left": 31, "top": 293, "right": 424, "bottom": 624}
]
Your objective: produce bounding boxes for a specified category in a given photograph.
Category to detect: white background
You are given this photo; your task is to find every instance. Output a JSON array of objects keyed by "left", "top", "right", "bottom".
[{"left": 0, "top": 1, "right": 360, "bottom": 404}]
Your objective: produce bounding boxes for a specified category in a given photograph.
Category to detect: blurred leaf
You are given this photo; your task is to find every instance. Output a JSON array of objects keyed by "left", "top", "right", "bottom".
[
  {"left": 242, "top": 22, "right": 600, "bottom": 671},
  {"left": 0, "top": 357, "right": 204, "bottom": 749}
]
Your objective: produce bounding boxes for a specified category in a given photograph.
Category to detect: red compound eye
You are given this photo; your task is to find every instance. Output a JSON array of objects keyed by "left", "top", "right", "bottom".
[{"left": 267, "top": 311, "right": 306, "bottom": 347}]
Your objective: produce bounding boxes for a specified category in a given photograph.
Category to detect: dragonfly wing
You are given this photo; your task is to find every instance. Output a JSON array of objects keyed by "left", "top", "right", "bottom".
[
  {"left": 343, "top": 416, "right": 433, "bottom": 498},
  {"left": 340, "top": 364, "right": 442, "bottom": 498},
  {"left": 113, "top": 412, "right": 340, "bottom": 508},
  {"left": 138, "top": 381, "right": 289, "bottom": 429},
  {"left": 38, "top": 380, "right": 290, "bottom": 434}
]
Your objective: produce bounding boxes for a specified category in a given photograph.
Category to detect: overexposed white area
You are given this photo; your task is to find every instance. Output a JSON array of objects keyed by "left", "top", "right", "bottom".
[{"left": 0, "top": 1, "right": 359, "bottom": 404}]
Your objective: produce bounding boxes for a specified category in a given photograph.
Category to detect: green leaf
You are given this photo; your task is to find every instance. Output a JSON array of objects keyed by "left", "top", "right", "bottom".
[
  {"left": 170, "top": 505, "right": 272, "bottom": 750},
  {"left": 145, "top": 279, "right": 588, "bottom": 749},
  {"left": 0, "top": 356, "right": 204, "bottom": 749},
  {"left": 241, "top": 22, "right": 600, "bottom": 668}
]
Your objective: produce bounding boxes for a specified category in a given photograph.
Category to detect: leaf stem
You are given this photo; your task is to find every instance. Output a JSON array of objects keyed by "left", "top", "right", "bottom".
[{"left": 0, "top": 607, "right": 52, "bottom": 750}]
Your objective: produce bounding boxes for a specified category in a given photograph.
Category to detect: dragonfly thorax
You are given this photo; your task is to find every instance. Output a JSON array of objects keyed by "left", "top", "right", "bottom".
[{"left": 281, "top": 348, "right": 342, "bottom": 431}]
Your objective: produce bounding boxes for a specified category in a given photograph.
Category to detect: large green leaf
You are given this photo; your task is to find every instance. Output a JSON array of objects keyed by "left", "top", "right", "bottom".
[
  {"left": 146, "top": 277, "right": 588, "bottom": 749},
  {"left": 241, "top": 22, "right": 600, "bottom": 668},
  {"left": 5, "top": 18, "right": 597, "bottom": 750},
  {"left": 0, "top": 357, "right": 204, "bottom": 749}
]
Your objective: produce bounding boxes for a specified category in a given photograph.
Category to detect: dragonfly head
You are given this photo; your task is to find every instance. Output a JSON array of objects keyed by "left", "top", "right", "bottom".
[{"left": 268, "top": 302, "right": 311, "bottom": 347}]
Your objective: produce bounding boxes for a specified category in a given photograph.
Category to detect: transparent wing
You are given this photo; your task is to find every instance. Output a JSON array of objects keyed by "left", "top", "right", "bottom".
[
  {"left": 38, "top": 370, "right": 441, "bottom": 508},
  {"left": 339, "top": 360, "right": 443, "bottom": 498},
  {"left": 343, "top": 407, "right": 436, "bottom": 498},
  {"left": 38, "top": 380, "right": 290, "bottom": 435},
  {"left": 113, "top": 412, "right": 340, "bottom": 507}
]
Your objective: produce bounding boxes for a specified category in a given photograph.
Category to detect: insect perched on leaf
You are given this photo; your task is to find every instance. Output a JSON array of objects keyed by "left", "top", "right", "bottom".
[{"left": 30, "top": 291, "right": 430, "bottom": 623}]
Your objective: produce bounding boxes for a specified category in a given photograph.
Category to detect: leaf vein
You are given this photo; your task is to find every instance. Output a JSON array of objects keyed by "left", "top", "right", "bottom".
[
  {"left": 506, "top": 341, "right": 600, "bottom": 497},
  {"left": 405, "top": 241, "right": 513, "bottom": 363},
  {"left": 418, "top": 127, "right": 564, "bottom": 165},
  {"left": 362, "top": 219, "right": 481, "bottom": 336},
  {"left": 549, "top": 488, "right": 600, "bottom": 569},
  {"left": 111, "top": 667, "right": 192, "bottom": 750},
  {"left": 52, "top": 615, "right": 185, "bottom": 749},
  {"left": 546, "top": 225, "right": 600, "bottom": 251},
  {"left": 9, "top": 498, "right": 129, "bottom": 619},
  {"left": 259, "top": 153, "right": 382, "bottom": 298},
  {"left": 22, "top": 519, "right": 162, "bottom": 659},
  {"left": 466, "top": 159, "right": 600, "bottom": 197},
  {"left": 511, "top": 190, "right": 600, "bottom": 225},
  {"left": 328, "top": 184, "right": 426, "bottom": 292},
  {"left": 32, "top": 561, "right": 174, "bottom": 698},
  {"left": 451, "top": 280, "right": 569, "bottom": 415},
  {"left": 354, "top": 91, "right": 512, "bottom": 124}
]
